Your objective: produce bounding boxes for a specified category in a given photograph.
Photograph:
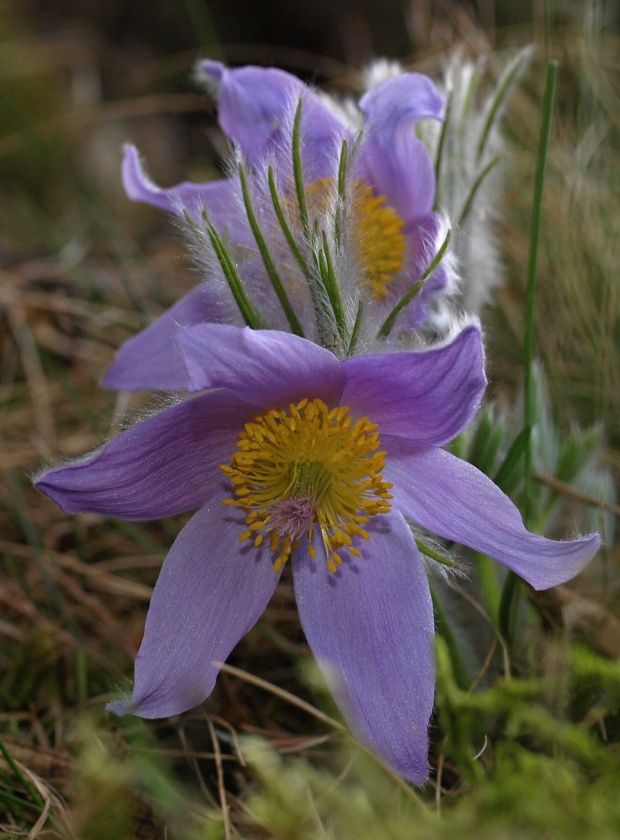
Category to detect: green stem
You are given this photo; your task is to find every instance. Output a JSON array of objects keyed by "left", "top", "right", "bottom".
[
  {"left": 267, "top": 166, "right": 311, "bottom": 278},
  {"left": 292, "top": 98, "right": 310, "bottom": 239},
  {"left": 476, "top": 48, "right": 531, "bottom": 162},
  {"left": 346, "top": 300, "right": 363, "bottom": 357},
  {"left": 459, "top": 156, "right": 500, "bottom": 226},
  {"left": 318, "top": 233, "right": 347, "bottom": 342},
  {"left": 415, "top": 537, "right": 456, "bottom": 568},
  {"left": 185, "top": 210, "right": 263, "bottom": 329},
  {"left": 434, "top": 87, "right": 452, "bottom": 191},
  {"left": 378, "top": 229, "right": 451, "bottom": 339},
  {"left": 238, "top": 164, "right": 304, "bottom": 336},
  {"left": 335, "top": 138, "right": 348, "bottom": 245}
]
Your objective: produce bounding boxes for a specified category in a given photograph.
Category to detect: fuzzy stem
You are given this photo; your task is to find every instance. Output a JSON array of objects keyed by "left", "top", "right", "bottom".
[
  {"left": 415, "top": 537, "right": 456, "bottom": 568},
  {"left": 459, "top": 156, "right": 500, "bottom": 226},
  {"left": 186, "top": 210, "right": 263, "bottom": 329},
  {"left": 267, "top": 166, "right": 311, "bottom": 277},
  {"left": 238, "top": 164, "right": 304, "bottom": 336},
  {"left": 346, "top": 300, "right": 364, "bottom": 357},
  {"left": 318, "top": 233, "right": 347, "bottom": 343},
  {"left": 292, "top": 98, "right": 310, "bottom": 239},
  {"left": 378, "top": 228, "right": 451, "bottom": 339}
]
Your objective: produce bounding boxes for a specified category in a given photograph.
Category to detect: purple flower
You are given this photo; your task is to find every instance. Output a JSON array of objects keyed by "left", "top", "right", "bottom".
[
  {"left": 35, "top": 324, "right": 599, "bottom": 782},
  {"left": 106, "top": 62, "right": 454, "bottom": 392}
]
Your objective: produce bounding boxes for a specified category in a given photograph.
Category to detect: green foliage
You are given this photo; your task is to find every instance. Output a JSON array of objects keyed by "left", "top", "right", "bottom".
[
  {"left": 241, "top": 640, "right": 620, "bottom": 840},
  {"left": 70, "top": 716, "right": 209, "bottom": 840},
  {"left": 460, "top": 362, "right": 610, "bottom": 507}
]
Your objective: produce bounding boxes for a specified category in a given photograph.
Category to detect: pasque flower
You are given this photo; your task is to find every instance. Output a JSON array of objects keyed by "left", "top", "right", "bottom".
[
  {"left": 106, "top": 61, "right": 455, "bottom": 391},
  {"left": 35, "top": 324, "right": 599, "bottom": 782}
]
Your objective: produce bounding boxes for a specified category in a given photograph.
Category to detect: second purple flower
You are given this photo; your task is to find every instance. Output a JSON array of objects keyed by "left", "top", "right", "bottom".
[{"left": 106, "top": 61, "right": 455, "bottom": 391}]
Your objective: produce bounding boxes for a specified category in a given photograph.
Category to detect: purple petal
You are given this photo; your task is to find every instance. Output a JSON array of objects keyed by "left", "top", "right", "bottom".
[
  {"left": 122, "top": 144, "right": 237, "bottom": 227},
  {"left": 385, "top": 444, "right": 601, "bottom": 590},
  {"left": 103, "top": 284, "right": 240, "bottom": 392},
  {"left": 340, "top": 326, "right": 485, "bottom": 445},
  {"left": 199, "top": 61, "right": 302, "bottom": 164},
  {"left": 178, "top": 324, "right": 345, "bottom": 407},
  {"left": 35, "top": 391, "right": 254, "bottom": 519},
  {"left": 198, "top": 61, "right": 343, "bottom": 174},
  {"left": 360, "top": 73, "right": 445, "bottom": 128},
  {"left": 356, "top": 132, "right": 436, "bottom": 223},
  {"left": 357, "top": 73, "right": 444, "bottom": 221},
  {"left": 399, "top": 213, "right": 453, "bottom": 329},
  {"left": 109, "top": 487, "right": 281, "bottom": 718},
  {"left": 293, "top": 511, "right": 435, "bottom": 783}
]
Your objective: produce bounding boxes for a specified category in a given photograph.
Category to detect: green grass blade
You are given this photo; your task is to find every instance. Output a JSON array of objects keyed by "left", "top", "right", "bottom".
[
  {"left": 0, "top": 737, "right": 44, "bottom": 809},
  {"left": 500, "top": 61, "right": 560, "bottom": 647},
  {"left": 523, "top": 60, "right": 560, "bottom": 526},
  {"left": 493, "top": 426, "right": 532, "bottom": 490},
  {"left": 181, "top": 0, "right": 222, "bottom": 55}
]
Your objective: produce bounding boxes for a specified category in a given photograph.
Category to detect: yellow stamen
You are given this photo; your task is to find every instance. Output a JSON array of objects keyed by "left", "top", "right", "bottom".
[
  {"left": 220, "top": 398, "right": 392, "bottom": 572},
  {"left": 351, "top": 182, "right": 407, "bottom": 300},
  {"left": 282, "top": 176, "right": 407, "bottom": 300}
]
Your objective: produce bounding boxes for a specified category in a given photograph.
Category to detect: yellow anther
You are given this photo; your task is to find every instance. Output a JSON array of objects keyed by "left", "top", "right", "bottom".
[
  {"left": 220, "top": 398, "right": 392, "bottom": 572},
  {"left": 352, "top": 181, "right": 407, "bottom": 299}
]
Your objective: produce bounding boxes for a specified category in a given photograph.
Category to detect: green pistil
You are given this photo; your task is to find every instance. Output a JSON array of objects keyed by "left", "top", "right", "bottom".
[{"left": 291, "top": 461, "right": 332, "bottom": 505}]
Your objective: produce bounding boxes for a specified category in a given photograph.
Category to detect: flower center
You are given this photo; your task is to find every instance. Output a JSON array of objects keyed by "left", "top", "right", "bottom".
[
  {"left": 220, "top": 398, "right": 393, "bottom": 573},
  {"left": 303, "top": 177, "right": 406, "bottom": 301},
  {"left": 351, "top": 182, "right": 407, "bottom": 300}
]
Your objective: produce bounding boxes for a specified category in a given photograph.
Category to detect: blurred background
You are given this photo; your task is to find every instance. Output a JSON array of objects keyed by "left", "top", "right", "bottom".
[{"left": 1, "top": 1, "right": 620, "bottom": 837}]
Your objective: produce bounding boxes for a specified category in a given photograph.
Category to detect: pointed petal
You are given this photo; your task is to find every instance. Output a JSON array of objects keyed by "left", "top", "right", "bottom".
[
  {"left": 292, "top": 512, "right": 435, "bottom": 783},
  {"left": 199, "top": 61, "right": 303, "bottom": 164},
  {"left": 178, "top": 324, "right": 345, "bottom": 407},
  {"left": 358, "top": 74, "right": 444, "bottom": 221},
  {"left": 357, "top": 133, "right": 436, "bottom": 223},
  {"left": 35, "top": 392, "right": 253, "bottom": 519},
  {"left": 109, "top": 488, "right": 281, "bottom": 718},
  {"left": 103, "top": 284, "right": 240, "bottom": 392},
  {"left": 122, "top": 144, "right": 236, "bottom": 226},
  {"left": 360, "top": 72, "right": 445, "bottom": 128},
  {"left": 385, "top": 444, "right": 601, "bottom": 590},
  {"left": 340, "top": 326, "right": 485, "bottom": 445},
  {"left": 198, "top": 61, "right": 343, "bottom": 173}
]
